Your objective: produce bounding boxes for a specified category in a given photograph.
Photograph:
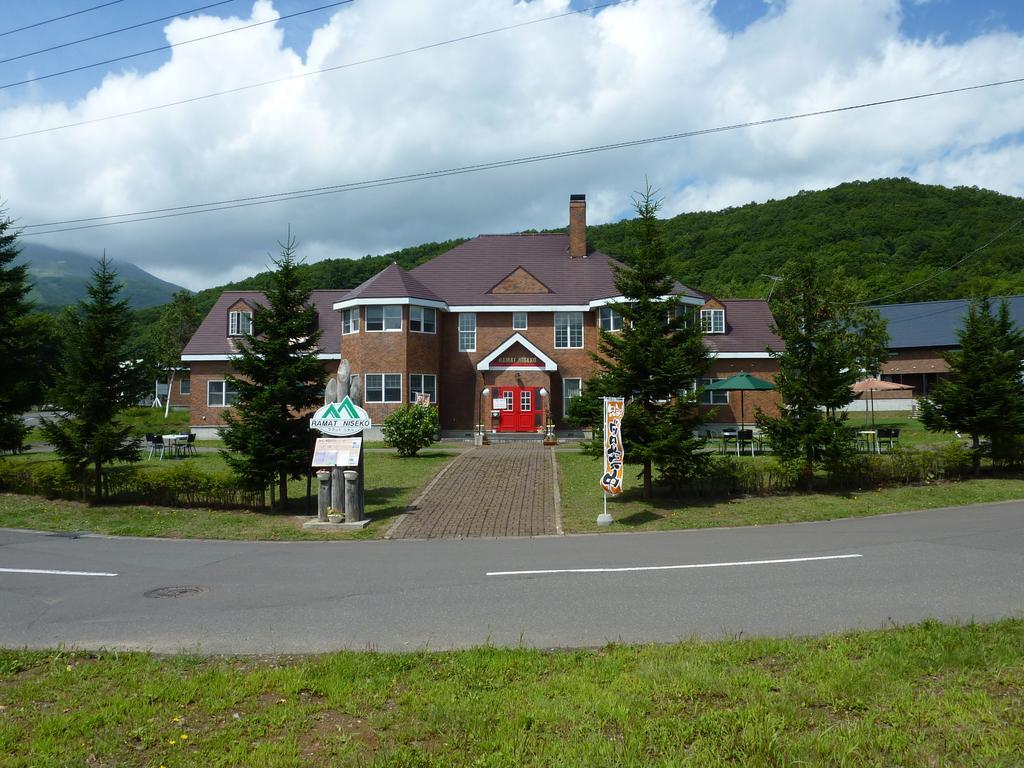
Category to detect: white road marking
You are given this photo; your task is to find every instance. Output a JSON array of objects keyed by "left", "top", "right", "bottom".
[
  {"left": 0, "top": 567, "right": 118, "bottom": 577},
  {"left": 486, "top": 553, "right": 862, "bottom": 577}
]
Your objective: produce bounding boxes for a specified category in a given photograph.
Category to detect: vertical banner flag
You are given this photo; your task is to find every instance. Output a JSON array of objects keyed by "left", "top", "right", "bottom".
[{"left": 600, "top": 397, "right": 625, "bottom": 495}]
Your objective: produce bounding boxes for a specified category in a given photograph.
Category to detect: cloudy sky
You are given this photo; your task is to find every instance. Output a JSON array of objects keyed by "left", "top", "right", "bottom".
[{"left": 1, "top": 0, "right": 1022, "bottom": 290}]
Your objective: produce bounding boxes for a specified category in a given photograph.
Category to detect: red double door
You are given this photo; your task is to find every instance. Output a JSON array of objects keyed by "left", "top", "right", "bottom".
[{"left": 493, "top": 386, "right": 541, "bottom": 432}]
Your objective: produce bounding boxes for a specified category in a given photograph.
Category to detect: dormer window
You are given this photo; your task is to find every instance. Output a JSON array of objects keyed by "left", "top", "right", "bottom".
[
  {"left": 366, "top": 305, "right": 402, "bottom": 332},
  {"left": 700, "top": 309, "right": 725, "bottom": 334},
  {"left": 229, "top": 310, "right": 253, "bottom": 336}
]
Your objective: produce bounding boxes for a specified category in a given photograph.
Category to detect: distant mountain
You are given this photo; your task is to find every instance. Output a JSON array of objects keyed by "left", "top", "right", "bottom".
[{"left": 17, "top": 243, "right": 187, "bottom": 310}]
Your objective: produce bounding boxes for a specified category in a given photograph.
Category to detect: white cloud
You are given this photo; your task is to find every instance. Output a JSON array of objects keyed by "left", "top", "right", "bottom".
[{"left": 1, "top": 0, "right": 1022, "bottom": 290}]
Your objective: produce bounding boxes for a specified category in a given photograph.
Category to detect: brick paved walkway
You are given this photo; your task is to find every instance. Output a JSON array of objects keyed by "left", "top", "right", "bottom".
[{"left": 389, "top": 443, "right": 560, "bottom": 539}]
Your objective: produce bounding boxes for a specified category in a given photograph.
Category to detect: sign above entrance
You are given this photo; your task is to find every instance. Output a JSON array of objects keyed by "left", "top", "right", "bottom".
[{"left": 310, "top": 397, "right": 372, "bottom": 436}]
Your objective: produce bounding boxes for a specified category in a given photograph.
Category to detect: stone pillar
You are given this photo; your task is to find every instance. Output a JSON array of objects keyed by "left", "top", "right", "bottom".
[
  {"left": 316, "top": 470, "right": 331, "bottom": 522},
  {"left": 344, "top": 470, "right": 361, "bottom": 523}
]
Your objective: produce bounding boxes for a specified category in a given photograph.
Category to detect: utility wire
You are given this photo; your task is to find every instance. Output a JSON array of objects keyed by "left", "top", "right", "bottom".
[
  {"left": 19, "top": 76, "right": 1024, "bottom": 236},
  {"left": 0, "top": 1, "right": 125, "bottom": 38},
  {"left": 855, "top": 215, "right": 1024, "bottom": 305},
  {"left": 0, "top": 0, "right": 353, "bottom": 91},
  {"left": 0, "top": 0, "right": 627, "bottom": 143},
  {"left": 0, "top": 0, "right": 239, "bottom": 66}
]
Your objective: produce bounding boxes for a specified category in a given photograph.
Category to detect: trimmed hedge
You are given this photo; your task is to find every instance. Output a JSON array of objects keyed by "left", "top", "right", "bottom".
[{"left": 0, "top": 461, "right": 260, "bottom": 509}]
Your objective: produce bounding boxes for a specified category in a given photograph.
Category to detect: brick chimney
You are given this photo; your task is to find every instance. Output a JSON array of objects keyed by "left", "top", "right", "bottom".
[{"left": 569, "top": 194, "right": 587, "bottom": 259}]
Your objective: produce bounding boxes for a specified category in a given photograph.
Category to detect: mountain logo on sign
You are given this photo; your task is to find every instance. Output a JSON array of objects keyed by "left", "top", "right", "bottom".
[{"left": 310, "top": 397, "right": 372, "bottom": 436}]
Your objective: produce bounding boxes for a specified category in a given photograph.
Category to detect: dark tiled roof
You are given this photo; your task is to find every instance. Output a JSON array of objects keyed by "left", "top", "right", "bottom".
[
  {"left": 704, "top": 299, "right": 784, "bottom": 353},
  {"left": 182, "top": 289, "right": 348, "bottom": 357},
  {"left": 344, "top": 263, "right": 444, "bottom": 304},
  {"left": 409, "top": 234, "right": 704, "bottom": 306},
  {"left": 877, "top": 295, "right": 1024, "bottom": 349}
]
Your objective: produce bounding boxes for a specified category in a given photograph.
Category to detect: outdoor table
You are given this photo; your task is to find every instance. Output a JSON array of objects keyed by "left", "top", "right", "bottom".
[
  {"left": 162, "top": 434, "right": 190, "bottom": 458},
  {"left": 858, "top": 430, "right": 879, "bottom": 454}
]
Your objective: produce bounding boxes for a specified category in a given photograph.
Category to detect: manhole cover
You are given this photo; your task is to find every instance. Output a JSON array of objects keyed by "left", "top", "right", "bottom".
[{"left": 144, "top": 586, "right": 207, "bottom": 599}]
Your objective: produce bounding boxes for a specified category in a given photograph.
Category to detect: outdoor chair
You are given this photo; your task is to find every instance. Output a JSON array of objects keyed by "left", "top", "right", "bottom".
[
  {"left": 877, "top": 427, "right": 900, "bottom": 451},
  {"left": 149, "top": 434, "right": 166, "bottom": 460},
  {"left": 720, "top": 429, "right": 738, "bottom": 454},
  {"left": 184, "top": 433, "right": 197, "bottom": 457},
  {"left": 737, "top": 429, "right": 756, "bottom": 457}
]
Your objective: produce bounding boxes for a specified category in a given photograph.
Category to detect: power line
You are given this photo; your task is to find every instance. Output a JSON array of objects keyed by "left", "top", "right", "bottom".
[
  {"left": 0, "top": 0, "right": 239, "bottom": 66},
  {"left": 0, "top": 0, "right": 353, "bottom": 91},
  {"left": 0, "top": 1, "right": 125, "bottom": 38},
  {"left": 0, "top": 0, "right": 627, "bottom": 143},
  {"left": 856, "top": 215, "right": 1024, "bottom": 305},
  {"left": 19, "top": 76, "right": 1024, "bottom": 236}
]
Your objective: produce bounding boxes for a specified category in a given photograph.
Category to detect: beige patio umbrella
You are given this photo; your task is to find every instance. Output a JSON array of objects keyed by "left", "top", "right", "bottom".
[{"left": 852, "top": 378, "right": 914, "bottom": 425}]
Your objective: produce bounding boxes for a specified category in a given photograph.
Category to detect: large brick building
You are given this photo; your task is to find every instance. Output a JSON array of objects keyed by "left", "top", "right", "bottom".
[{"left": 182, "top": 196, "right": 784, "bottom": 437}]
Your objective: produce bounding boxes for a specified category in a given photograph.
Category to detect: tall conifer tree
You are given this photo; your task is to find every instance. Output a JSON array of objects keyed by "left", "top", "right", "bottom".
[
  {"left": 0, "top": 211, "right": 36, "bottom": 452},
  {"left": 43, "top": 257, "right": 147, "bottom": 498},
  {"left": 757, "top": 256, "right": 888, "bottom": 485},
  {"left": 584, "top": 184, "right": 713, "bottom": 499},
  {"left": 918, "top": 297, "right": 1024, "bottom": 474},
  {"left": 221, "top": 232, "right": 325, "bottom": 510}
]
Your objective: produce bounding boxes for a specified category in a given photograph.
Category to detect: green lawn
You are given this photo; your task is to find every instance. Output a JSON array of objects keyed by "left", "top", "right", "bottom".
[
  {"left": 0, "top": 450, "right": 456, "bottom": 540},
  {"left": 1, "top": 620, "right": 1021, "bottom": 767},
  {"left": 558, "top": 451, "right": 1024, "bottom": 532}
]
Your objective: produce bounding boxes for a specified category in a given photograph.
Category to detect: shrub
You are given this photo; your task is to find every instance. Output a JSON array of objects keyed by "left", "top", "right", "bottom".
[{"left": 381, "top": 405, "right": 440, "bottom": 457}]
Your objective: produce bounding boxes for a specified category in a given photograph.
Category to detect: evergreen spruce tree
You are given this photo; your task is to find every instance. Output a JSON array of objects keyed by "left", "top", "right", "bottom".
[
  {"left": 221, "top": 232, "right": 325, "bottom": 510},
  {"left": 756, "top": 255, "right": 889, "bottom": 486},
  {"left": 42, "top": 257, "right": 147, "bottom": 498},
  {"left": 153, "top": 290, "right": 201, "bottom": 417},
  {"left": 0, "top": 210, "right": 36, "bottom": 452},
  {"left": 581, "top": 184, "right": 713, "bottom": 499},
  {"left": 918, "top": 297, "right": 1024, "bottom": 475}
]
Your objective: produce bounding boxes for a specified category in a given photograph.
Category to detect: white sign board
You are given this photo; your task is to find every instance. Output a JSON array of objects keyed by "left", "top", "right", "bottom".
[
  {"left": 310, "top": 396, "right": 372, "bottom": 436},
  {"left": 312, "top": 437, "right": 362, "bottom": 467}
]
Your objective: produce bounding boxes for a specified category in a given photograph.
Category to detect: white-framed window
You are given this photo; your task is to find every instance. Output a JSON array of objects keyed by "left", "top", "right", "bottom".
[
  {"left": 366, "top": 305, "right": 402, "bottom": 332},
  {"left": 598, "top": 306, "right": 623, "bottom": 332},
  {"left": 554, "top": 311, "right": 584, "bottom": 349},
  {"left": 700, "top": 309, "right": 725, "bottom": 334},
  {"left": 207, "top": 380, "right": 239, "bottom": 407},
  {"left": 458, "top": 313, "right": 476, "bottom": 352},
  {"left": 520, "top": 390, "right": 532, "bottom": 412},
  {"left": 409, "top": 306, "right": 436, "bottom": 334},
  {"left": 512, "top": 311, "right": 528, "bottom": 331},
  {"left": 229, "top": 310, "right": 252, "bottom": 336},
  {"left": 179, "top": 376, "right": 191, "bottom": 395},
  {"left": 341, "top": 308, "right": 360, "bottom": 335},
  {"left": 697, "top": 378, "right": 729, "bottom": 405},
  {"left": 409, "top": 374, "right": 437, "bottom": 403},
  {"left": 563, "top": 378, "right": 581, "bottom": 417},
  {"left": 365, "top": 373, "right": 402, "bottom": 403}
]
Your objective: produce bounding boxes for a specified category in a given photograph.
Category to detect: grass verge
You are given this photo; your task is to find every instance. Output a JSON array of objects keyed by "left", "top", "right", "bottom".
[
  {"left": 558, "top": 451, "right": 1024, "bottom": 533},
  {"left": 0, "top": 451, "right": 456, "bottom": 540},
  {"left": 1, "top": 620, "right": 1021, "bottom": 766}
]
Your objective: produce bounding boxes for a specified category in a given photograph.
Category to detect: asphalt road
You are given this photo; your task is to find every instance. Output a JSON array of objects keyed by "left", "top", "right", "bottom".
[{"left": 1, "top": 501, "right": 1022, "bottom": 654}]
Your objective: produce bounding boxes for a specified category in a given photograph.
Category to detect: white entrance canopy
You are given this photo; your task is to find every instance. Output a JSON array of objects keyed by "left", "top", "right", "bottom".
[{"left": 476, "top": 333, "right": 558, "bottom": 372}]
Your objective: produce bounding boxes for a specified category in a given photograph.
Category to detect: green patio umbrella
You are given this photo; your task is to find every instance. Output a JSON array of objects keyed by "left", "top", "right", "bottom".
[{"left": 703, "top": 372, "right": 776, "bottom": 430}]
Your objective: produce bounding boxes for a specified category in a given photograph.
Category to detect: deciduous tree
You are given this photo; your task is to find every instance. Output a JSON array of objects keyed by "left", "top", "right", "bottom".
[{"left": 153, "top": 290, "right": 201, "bottom": 417}]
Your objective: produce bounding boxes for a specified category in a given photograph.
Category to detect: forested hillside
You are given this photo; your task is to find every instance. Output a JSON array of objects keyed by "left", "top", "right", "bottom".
[
  {"left": 135, "top": 178, "right": 1024, "bottom": 331},
  {"left": 586, "top": 178, "right": 1024, "bottom": 303}
]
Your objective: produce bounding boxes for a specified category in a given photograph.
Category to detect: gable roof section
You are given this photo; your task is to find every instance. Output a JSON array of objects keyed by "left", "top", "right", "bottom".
[
  {"left": 410, "top": 234, "right": 705, "bottom": 307},
  {"left": 488, "top": 265, "right": 552, "bottom": 294},
  {"left": 876, "top": 295, "right": 1024, "bottom": 349},
  {"left": 334, "top": 263, "right": 445, "bottom": 308},
  {"left": 182, "top": 289, "right": 348, "bottom": 359},
  {"left": 477, "top": 333, "right": 558, "bottom": 371},
  {"left": 703, "top": 299, "right": 784, "bottom": 355}
]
